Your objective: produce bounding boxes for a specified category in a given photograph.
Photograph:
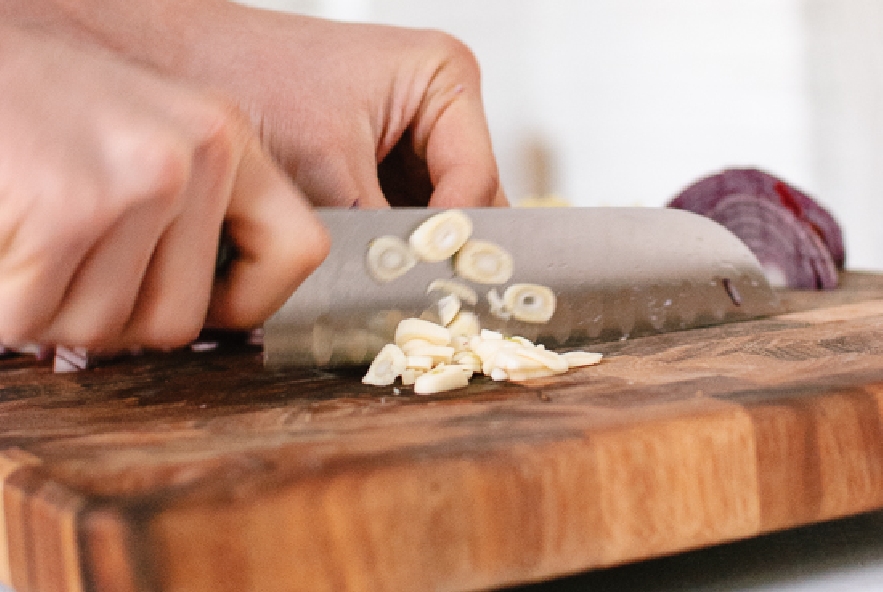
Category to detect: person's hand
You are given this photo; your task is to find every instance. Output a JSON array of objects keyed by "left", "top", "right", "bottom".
[
  {"left": 0, "top": 25, "right": 329, "bottom": 350},
  {"left": 181, "top": 6, "right": 509, "bottom": 209},
  {"left": 5, "top": 0, "right": 508, "bottom": 209}
]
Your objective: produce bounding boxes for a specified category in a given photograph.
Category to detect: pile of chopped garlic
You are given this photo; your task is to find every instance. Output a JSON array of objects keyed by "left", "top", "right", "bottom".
[{"left": 362, "top": 318, "right": 602, "bottom": 395}]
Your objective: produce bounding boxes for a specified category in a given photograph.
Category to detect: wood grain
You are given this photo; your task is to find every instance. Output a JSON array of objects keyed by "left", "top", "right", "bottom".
[{"left": 3, "top": 272, "right": 883, "bottom": 592}]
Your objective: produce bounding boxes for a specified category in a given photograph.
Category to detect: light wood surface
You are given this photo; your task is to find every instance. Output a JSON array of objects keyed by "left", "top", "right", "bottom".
[{"left": 3, "top": 273, "right": 883, "bottom": 592}]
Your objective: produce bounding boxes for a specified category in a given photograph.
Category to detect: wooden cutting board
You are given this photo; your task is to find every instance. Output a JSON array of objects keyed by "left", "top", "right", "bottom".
[{"left": 4, "top": 272, "right": 883, "bottom": 592}]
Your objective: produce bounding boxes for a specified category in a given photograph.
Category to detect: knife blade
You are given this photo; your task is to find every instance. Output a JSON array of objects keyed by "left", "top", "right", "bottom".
[{"left": 263, "top": 207, "right": 780, "bottom": 367}]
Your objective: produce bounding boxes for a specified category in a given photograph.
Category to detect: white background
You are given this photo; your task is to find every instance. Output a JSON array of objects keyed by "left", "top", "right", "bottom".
[{"left": 241, "top": 0, "right": 883, "bottom": 272}]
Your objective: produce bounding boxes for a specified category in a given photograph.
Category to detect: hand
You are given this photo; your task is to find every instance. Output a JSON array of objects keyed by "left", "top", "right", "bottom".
[
  {"left": 5, "top": 0, "right": 509, "bottom": 209},
  {"left": 0, "top": 25, "right": 329, "bottom": 350},
  {"left": 183, "top": 6, "right": 509, "bottom": 209}
]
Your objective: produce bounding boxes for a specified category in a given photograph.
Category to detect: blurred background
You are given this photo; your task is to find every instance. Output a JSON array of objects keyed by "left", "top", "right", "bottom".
[{"left": 240, "top": 0, "right": 883, "bottom": 271}]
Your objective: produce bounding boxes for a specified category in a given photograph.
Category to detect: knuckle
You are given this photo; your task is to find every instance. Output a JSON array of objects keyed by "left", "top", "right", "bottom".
[{"left": 427, "top": 30, "right": 481, "bottom": 73}]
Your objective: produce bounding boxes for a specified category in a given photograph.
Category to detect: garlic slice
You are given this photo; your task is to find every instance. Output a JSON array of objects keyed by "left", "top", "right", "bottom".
[
  {"left": 427, "top": 279, "right": 478, "bottom": 306},
  {"left": 400, "top": 338, "right": 433, "bottom": 356},
  {"left": 362, "top": 344, "right": 407, "bottom": 386},
  {"left": 394, "top": 318, "right": 452, "bottom": 347},
  {"left": 454, "top": 240, "right": 513, "bottom": 285},
  {"left": 401, "top": 368, "right": 424, "bottom": 386},
  {"left": 487, "top": 288, "right": 511, "bottom": 320},
  {"left": 414, "top": 364, "right": 470, "bottom": 394},
  {"left": 562, "top": 351, "right": 604, "bottom": 367},
  {"left": 409, "top": 210, "right": 473, "bottom": 262},
  {"left": 515, "top": 346, "right": 568, "bottom": 373},
  {"left": 366, "top": 236, "right": 416, "bottom": 282},
  {"left": 402, "top": 344, "right": 455, "bottom": 366},
  {"left": 437, "top": 293, "right": 461, "bottom": 327},
  {"left": 405, "top": 355, "right": 436, "bottom": 372},
  {"left": 502, "top": 284, "right": 557, "bottom": 323},
  {"left": 447, "top": 311, "right": 481, "bottom": 339},
  {"left": 506, "top": 367, "right": 559, "bottom": 382}
]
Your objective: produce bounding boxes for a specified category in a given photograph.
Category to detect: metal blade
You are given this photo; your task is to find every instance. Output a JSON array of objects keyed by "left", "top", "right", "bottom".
[{"left": 264, "top": 207, "right": 780, "bottom": 367}]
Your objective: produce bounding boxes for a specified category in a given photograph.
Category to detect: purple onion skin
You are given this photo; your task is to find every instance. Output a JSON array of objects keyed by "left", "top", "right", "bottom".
[{"left": 668, "top": 168, "right": 844, "bottom": 269}]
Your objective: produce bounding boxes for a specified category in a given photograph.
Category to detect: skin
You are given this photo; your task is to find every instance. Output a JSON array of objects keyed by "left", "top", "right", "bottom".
[{"left": 0, "top": 0, "right": 507, "bottom": 351}]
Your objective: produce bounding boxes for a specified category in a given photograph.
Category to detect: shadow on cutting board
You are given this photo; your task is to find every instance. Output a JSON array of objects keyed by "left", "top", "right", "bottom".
[{"left": 503, "top": 510, "right": 883, "bottom": 592}]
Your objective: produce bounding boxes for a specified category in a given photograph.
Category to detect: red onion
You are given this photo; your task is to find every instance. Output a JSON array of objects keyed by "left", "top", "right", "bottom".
[{"left": 668, "top": 168, "right": 843, "bottom": 289}]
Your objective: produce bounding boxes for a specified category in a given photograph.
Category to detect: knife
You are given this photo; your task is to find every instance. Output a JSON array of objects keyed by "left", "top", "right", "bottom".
[{"left": 263, "top": 207, "right": 780, "bottom": 367}]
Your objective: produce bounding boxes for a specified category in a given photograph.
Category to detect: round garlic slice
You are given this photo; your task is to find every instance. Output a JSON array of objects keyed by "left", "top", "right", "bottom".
[
  {"left": 487, "top": 288, "right": 511, "bottom": 320},
  {"left": 454, "top": 240, "right": 513, "bottom": 285},
  {"left": 409, "top": 210, "right": 473, "bottom": 262},
  {"left": 366, "top": 236, "right": 416, "bottom": 282},
  {"left": 502, "top": 284, "right": 556, "bottom": 323}
]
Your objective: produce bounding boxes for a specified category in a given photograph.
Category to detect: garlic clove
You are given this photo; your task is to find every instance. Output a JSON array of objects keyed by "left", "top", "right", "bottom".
[
  {"left": 454, "top": 240, "right": 514, "bottom": 285},
  {"left": 366, "top": 236, "right": 416, "bottom": 282},
  {"left": 362, "top": 343, "right": 407, "bottom": 386},
  {"left": 409, "top": 210, "right": 473, "bottom": 262},
  {"left": 502, "top": 283, "right": 557, "bottom": 323}
]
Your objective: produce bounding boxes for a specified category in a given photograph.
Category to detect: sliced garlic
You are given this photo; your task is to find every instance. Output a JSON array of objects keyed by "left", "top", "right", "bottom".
[
  {"left": 515, "top": 346, "right": 568, "bottom": 373},
  {"left": 454, "top": 240, "right": 513, "bottom": 285},
  {"left": 427, "top": 279, "right": 478, "bottom": 306},
  {"left": 405, "top": 355, "right": 436, "bottom": 372},
  {"left": 401, "top": 368, "right": 424, "bottom": 386},
  {"left": 366, "top": 236, "right": 416, "bottom": 282},
  {"left": 362, "top": 344, "right": 407, "bottom": 386},
  {"left": 414, "top": 364, "right": 470, "bottom": 394},
  {"left": 562, "top": 351, "right": 604, "bottom": 367},
  {"left": 394, "top": 318, "right": 452, "bottom": 347},
  {"left": 480, "top": 329, "right": 504, "bottom": 340},
  {"left": 506, "top": 367, "right": 559, "bottom": 382},
  {"left": 453, "top": 351, "right": 482, "bottom": 374},
  {"left": 490, "top": 367, "right": 509, "bottom": 382},
  {"left": 402, "top": 344, "right": 455, "bottom": 366},
  {"left": 447, "top": 311, "right": 481, "bottom": 339},
  {"left": 437, "top": 293, "right": 461, "bottom": 327},
  {"left": 409, "top": 210, "right": 473, "bottom": 262},
  {"left": 502, "top": 284, "right": 556, "bottom": 323},
  {"left": 487, "top": 288, "right": 511, "bottom": 320},
  {"left": 400, "top": 338, "right": 433, "bottom": 356}
]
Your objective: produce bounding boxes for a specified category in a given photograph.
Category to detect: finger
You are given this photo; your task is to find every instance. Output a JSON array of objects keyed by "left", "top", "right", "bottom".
[
  {"left": 206, "top": 138, "right": 330, "bottom": 329},
  {"left": 291, "top": 126, "right": 389, "bottom": 209},
  {"left": 118, "top": 126, "right": 236, "bottom": 348},
  {"left": 0, "top": 192, "right": 111, "bottom": 345},
  {"left": 38, "top": 201, "right": 168, "bottom": 348},
  {"left": 421, "top": 89, "right": 509, "bottom": 208}
]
